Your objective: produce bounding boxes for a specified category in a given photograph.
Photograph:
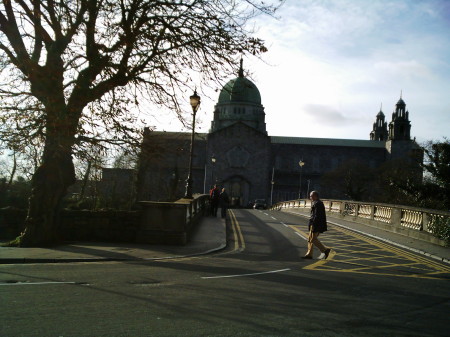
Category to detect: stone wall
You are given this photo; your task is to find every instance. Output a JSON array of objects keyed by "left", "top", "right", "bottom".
[{"left": 0, "top": 195, "right": 209, "bottom": 245}]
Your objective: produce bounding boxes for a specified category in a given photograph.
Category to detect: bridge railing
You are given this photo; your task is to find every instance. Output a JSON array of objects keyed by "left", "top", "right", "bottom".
[
  {"left": 270, "top": 198, "right": 449, "bottom": 244},
  {"left": 138, "top": 194, "right": 209, "bottom": 245}
]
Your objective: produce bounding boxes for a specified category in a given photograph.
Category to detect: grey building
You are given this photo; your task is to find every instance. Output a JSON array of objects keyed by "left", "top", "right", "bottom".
[{"left": 138, "top": 63, "right": 421, "bottom": 205}]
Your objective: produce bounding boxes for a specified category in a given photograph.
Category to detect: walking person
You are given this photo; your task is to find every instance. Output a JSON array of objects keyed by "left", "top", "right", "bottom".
[
  {"left": 219, "top": 188, "right": 230, "bottom": 219},
  {"left": 209, "top": 184, "right": 220, "bottom": 217},
  {"left": 302, "top": 191, "right": 331, "bottom": 260}
]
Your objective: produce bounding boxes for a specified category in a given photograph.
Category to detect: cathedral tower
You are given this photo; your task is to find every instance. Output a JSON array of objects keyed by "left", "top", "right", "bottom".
[
  {"left": 388, "top": 94, "right": 411, "bottom": 141},
  {"left": 370, "top": 105, "right": 388, "bottom": 141}
]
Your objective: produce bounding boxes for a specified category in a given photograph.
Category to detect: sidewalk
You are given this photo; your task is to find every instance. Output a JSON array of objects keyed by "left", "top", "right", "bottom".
[
  {"left": 281, "top": 208, "right": 450, "bottom": 264},
  {"left": 0, "top": 216, "right": 226, "bottom": 264}
]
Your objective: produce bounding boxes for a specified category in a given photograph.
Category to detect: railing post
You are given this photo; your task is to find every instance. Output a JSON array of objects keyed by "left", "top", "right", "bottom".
[
  {"left": 370, "top": 205, "right": 375, "bottom": 220},
  {"left": 390, "top": 207, "right": 401, "bottom": 228},
  {"left": 339, "top": 202, "right": 345, "bottom": 215},
  {"left": 422, "top": 212, "right": 428, "bottom": 232}
]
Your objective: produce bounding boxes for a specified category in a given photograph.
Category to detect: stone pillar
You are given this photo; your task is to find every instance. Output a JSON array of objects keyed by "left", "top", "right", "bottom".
[{"left": 390, "top": 207, "right": 402, "bottom": 229}]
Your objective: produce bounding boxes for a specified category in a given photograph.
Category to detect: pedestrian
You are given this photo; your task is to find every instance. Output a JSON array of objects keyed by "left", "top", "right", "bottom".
[
  {"left": 219, "top": 187, "right": 230, "bottom": 219},
  {"left": 209, "top": 184, "right": 220, "bottom": 217},
  {"left": 302, "top": 191, "right": 331, "bottom": 260}
]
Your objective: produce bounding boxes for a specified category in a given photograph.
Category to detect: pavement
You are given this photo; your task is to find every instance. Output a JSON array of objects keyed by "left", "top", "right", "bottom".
[
  {"left": 280, "top": 207, "right": 450, "bottom": 264},
  {"left": 0, "top": 215, "right": 226, "bottom": 264}
]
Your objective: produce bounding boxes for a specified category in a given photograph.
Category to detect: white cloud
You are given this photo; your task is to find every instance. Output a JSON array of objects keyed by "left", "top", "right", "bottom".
[{"left": 153, "top": 0, "right": 450, "bottom": 141}]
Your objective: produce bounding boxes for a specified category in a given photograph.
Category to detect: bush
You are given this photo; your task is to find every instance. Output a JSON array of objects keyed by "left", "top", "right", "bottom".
[{"left": 427, "top": 216, "right": 450, "bottom": 247}]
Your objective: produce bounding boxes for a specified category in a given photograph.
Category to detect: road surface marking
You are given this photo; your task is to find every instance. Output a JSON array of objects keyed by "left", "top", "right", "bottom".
[
  {"left": 289, "top": 225, "right": 309, "bottom": 241},
  {"left": 201, "top": 268, "right": 291, "bottom": 279},
  {"left": 285, "top": 210, "right": 449, "bottom": 264},
  {"left": 280, "top": 222, "right": 289, "bottom": 228},
  {"left": 271, "top": 216, "right": 277, "bottom": 220},
  {"left": 287, "top": 224, "right": 450, "bottom": 279},
  {"left": 331, "top": 225, "right": 450, "bottom": 273},
  {"left": 230, "top": 210, "right": 246, "bottom": 251},
  {"left": 295, "top": 232, "right": 307, "bottom": 241},
  {"left": 0, "top": 281, "right": 77, "bottom": 286}
]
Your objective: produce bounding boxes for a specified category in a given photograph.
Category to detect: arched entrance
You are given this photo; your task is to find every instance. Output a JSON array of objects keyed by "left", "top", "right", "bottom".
[{"left": 223, "top": 176, "right": 250, "bottom": 207}]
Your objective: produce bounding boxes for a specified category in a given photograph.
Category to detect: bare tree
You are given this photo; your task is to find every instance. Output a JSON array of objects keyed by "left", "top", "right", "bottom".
[{"left": 0, "top": 0, "right": 281, "bottom": 246}]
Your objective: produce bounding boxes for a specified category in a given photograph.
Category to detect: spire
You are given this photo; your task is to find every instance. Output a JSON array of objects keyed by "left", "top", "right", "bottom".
[
  {"left": 377, "top": 103, "right": 384, "bottom": 117},
  {"left": 238, "top": 57, "right": 244, "bottom": 77},
  {"left": 400, "top": 90, "right": 402, "bottom": 99}
]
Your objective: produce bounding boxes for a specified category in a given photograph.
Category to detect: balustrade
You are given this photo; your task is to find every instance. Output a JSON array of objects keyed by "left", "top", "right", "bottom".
[
  {"left": 358, "top": 204, "right": 372, "bottom": 219},
  {"left": 374, "top": 206, "right": 392, "bottom": 223},
  {"left": 401, "top": 209, "right": 422, "bottom": 230},
  {"left": 330, "top": 201, "right": 341, "bottom": 213},
  {"left": 269, "top": 197, "right": 449, "bottom": 244}
]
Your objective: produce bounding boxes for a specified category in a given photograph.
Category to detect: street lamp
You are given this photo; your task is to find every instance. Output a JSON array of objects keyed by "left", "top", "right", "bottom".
[
  {"left": 184, "top": 89, "right": 201, "bottom": 199},
  {"left": 298, "top": 159, "right": 305, "bottom": 199},
  {"left": 306, "top": 179, "right": 311, "bottom": 198},
  {"left": 211, "top": 154, "right": 216, "bottom": 186},
  {"left": 270, "top": 167, "right": 275, "bottom": 205}
]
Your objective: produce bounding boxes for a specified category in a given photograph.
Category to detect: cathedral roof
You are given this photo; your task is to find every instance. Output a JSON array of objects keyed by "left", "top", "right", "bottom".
[
  {"left": 218, "top": 76, "right": 262, "bottom": 105},
  {"left": 271, "top": 136, "right": 386, "bottom": 148}
]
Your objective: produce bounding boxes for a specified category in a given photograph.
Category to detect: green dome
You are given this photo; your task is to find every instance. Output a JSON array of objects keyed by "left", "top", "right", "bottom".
[{"left": 218, "top": 77, "right": 261, "bottom": 104}]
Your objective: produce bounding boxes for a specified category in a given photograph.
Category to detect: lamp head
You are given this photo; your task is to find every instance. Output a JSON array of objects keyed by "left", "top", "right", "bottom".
[{"left": 190, "top": 90, "right": 201, "bottom": 112}]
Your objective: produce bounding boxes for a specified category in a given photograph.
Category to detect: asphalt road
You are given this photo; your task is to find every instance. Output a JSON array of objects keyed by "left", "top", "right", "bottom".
[{"left": 1, "top": 209, "right": 449, "bottom": 337}]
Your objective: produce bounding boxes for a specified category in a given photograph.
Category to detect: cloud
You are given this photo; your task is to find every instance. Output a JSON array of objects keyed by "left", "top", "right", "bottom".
[
  {"left": 374, "top": 60, "right": 433, "bottom": 80},
  {"left": 302, "top": 104, "right": 360, "bottom": 126}
]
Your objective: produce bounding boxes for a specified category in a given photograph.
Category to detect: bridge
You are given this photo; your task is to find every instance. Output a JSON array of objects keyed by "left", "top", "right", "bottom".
[{"left": 1, "top": 197, "right": 449, "bottom": 336}]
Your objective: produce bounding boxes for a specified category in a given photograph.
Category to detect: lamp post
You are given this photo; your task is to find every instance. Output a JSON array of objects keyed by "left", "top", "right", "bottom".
[
  {"left": 184, "top": 90, "right": 201, "bottom": 199},
  {"left": 270, "top": 167, "right": 275, "bottom": 205},
  {"left": 211, "top": 154, "right": 216, "bottom": 186},
  {"left": 298, "top": 159, "right": 305, "bottom": 199},
  {"left": 306, "top": 179, "right": 311, "bottom": 198}
]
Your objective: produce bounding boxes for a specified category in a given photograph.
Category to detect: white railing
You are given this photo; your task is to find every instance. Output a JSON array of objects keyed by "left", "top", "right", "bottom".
[
  {"left": 270, "top": 198, "right": 449, "bottom": 236},
  {"left": 374, "top": 206, "right": 391, "bottom": 223}
]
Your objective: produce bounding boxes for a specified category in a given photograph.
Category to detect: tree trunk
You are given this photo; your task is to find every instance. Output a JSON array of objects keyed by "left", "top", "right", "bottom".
[
  {"left": 7, "top": 150, "right": 17, "bottom": 186},
  {"left": 18, "top": 136, "right": 76, "bottom": 247},
  {"left": 78, "top": 160, "right": 92, "bottom": 202}
]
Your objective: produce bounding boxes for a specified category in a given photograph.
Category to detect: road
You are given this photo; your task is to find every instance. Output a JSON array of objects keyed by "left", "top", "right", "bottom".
[{"left": 1, "top": 209, "right": 449, "bottom": 337}]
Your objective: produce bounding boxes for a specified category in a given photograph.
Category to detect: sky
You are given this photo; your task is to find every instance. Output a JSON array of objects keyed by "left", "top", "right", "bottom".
[{"left": 157, "top": 0, "right": 450, "bottom": 143}]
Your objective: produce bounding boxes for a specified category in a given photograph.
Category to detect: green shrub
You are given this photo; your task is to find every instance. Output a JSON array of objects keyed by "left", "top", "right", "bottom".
[{"left": 427, "top": 216, "right": 450, "bottom": 247}]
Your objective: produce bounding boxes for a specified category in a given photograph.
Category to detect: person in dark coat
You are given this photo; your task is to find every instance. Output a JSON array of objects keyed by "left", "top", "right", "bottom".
[
  {"left": 302, "top": 191, "right": 331, "bottom": 259},
  {"left": 219, "top": 188, "right": 230, "bottom": 219},
  {"left": 209, "top": 184, "right": 220, "bottom": 217}
]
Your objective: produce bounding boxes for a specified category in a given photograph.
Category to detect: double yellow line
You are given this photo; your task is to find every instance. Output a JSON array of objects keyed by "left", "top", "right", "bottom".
[{"left": 229, "top": 210, "right": 245, "bottom": 251}]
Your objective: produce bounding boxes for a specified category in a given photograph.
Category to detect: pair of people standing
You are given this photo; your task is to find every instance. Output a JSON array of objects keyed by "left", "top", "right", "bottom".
[{"left": 209, "top": 184, "right": 229, "bottom": 218}]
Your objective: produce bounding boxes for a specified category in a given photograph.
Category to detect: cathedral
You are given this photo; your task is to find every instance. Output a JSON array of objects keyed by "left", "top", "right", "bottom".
[{"left": 137, "top": 62, "right": 422, "bottom": 205}]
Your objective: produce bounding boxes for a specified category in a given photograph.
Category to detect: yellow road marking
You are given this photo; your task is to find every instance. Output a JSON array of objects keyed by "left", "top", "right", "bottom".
[
  {"left": 288, "top": 225, "right": 337, "bottom": 269},
  {"left": 303, "top": 250, "right": 337, "bottom": 270},
  {"left": 289, "top": 223, "right": 450, "bottom": 279},
  {"left": 230, "top": 211, "right": 239, "bottom": 251},
  {"left": 331, "top": 226, "right": 450, "bottom": 273},
  {"left": 230, "top": 210, "right": 245, "bottom": 251}
]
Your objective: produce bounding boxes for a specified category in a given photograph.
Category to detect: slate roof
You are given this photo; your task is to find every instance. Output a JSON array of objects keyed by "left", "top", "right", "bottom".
[
  {"left": 147, "top": 131, "right": 400, "bottom": 149},
  {"left": 270, "top": 136, "right": 386, "bottom": 148}
]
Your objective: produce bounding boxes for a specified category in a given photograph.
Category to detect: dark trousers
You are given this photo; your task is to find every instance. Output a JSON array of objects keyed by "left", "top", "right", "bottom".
[
  {"left": 211, "top": 201, "right": 219, "bottom": 217},
  {"left": 221, "top": 206, "right": 228, "bottom": 218}
]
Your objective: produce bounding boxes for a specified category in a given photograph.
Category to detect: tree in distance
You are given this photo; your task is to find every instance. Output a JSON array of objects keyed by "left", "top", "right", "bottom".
[{"left": 0, "top": 0, "right": 282, "bottom": 246}]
